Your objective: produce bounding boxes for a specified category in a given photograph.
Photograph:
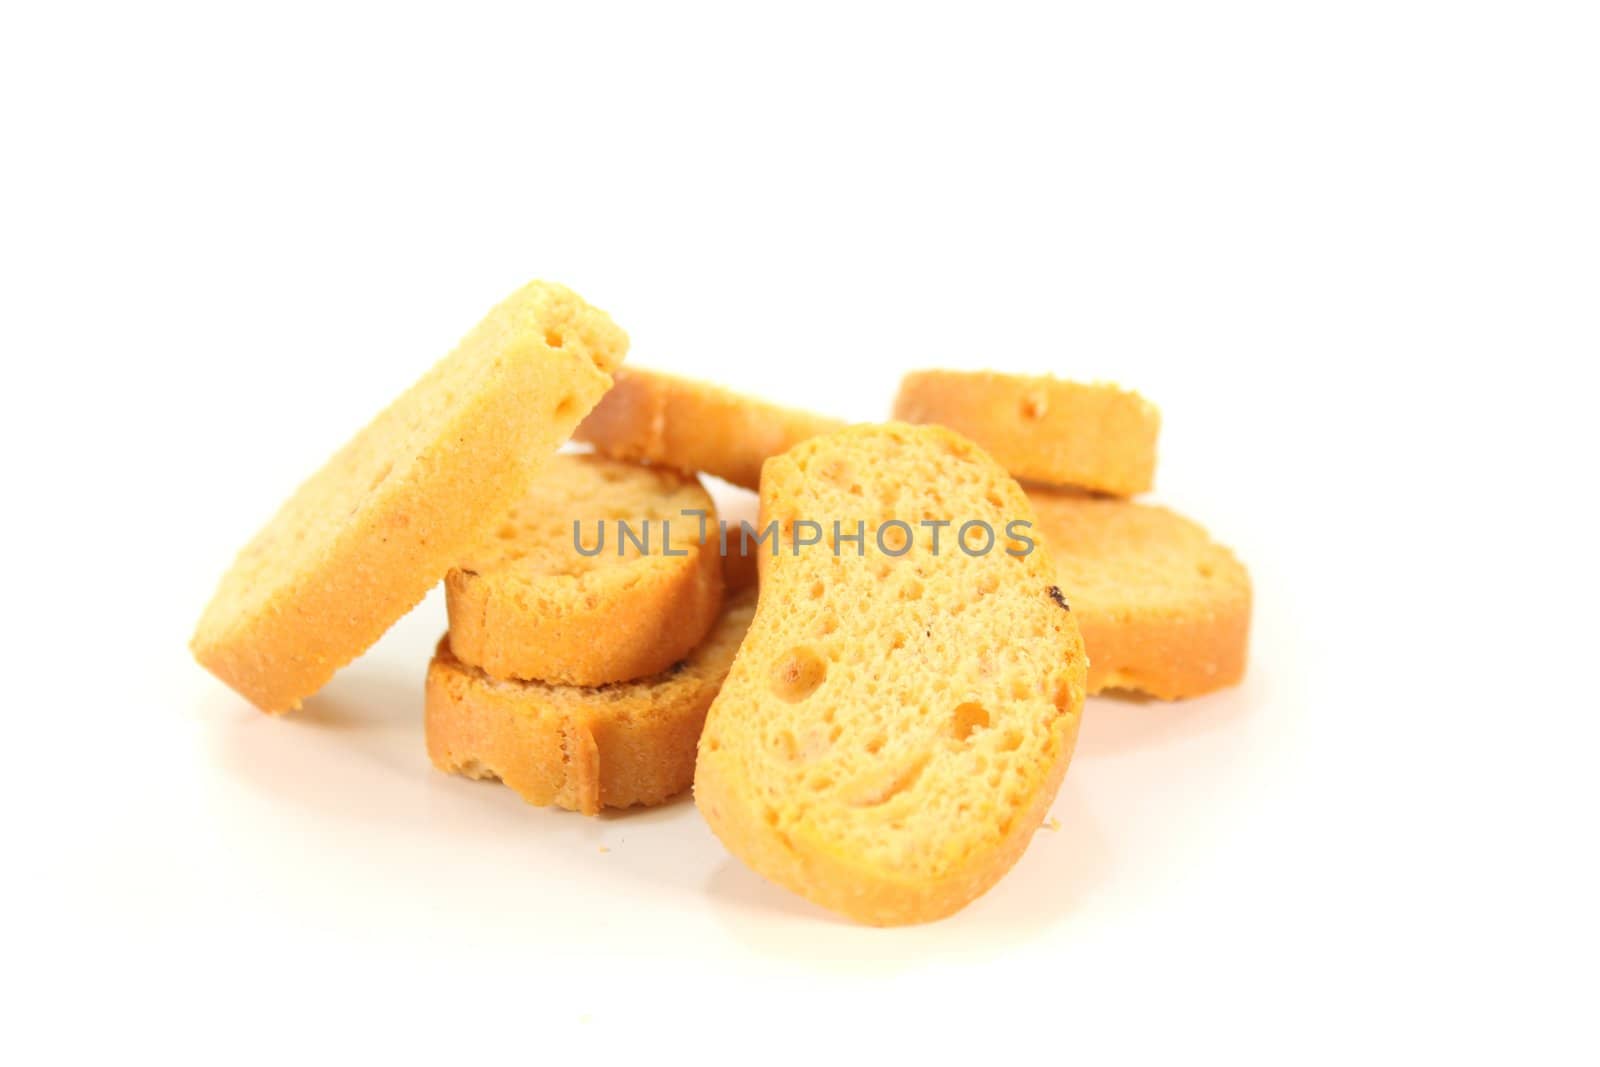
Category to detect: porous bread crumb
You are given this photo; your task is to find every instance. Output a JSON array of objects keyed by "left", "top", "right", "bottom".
[{"left": 694, "top": 423, "right": 1088, "bottom": 926}]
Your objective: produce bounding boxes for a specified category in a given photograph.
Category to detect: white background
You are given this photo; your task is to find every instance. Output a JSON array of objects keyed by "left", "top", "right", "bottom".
[{"left": 3, "top": 2, "right": 1596, "bottom": 1062}]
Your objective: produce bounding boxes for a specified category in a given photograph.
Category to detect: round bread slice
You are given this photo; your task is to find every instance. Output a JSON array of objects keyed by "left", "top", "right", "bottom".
[
  {"left": 445, "top": 454, "right": 724, "bottom": 685},
  {"left": 191, "top": 281, "right": 628, "bottom": 713},
  {"left": 573, "top": 367, "right": 845, "bottom": 489},
  {"left": 693, "top": 423, "right": 1088, "bottom": 926},
  {"left": 893, "top": 370, "right": 1160, "bottom": 496},
  {"left": 1027, "top": 488, "right": 1251, "bottom": 699},
  {"left": 427, "top": 589, "right": 759, "bottom": 815}
]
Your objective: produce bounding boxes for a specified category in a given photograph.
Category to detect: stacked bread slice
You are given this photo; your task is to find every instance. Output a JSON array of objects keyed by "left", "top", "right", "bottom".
[
  {"left": 419, "top": 370, "right": 854, "bottom": 814},
  {"left": 425, "top": 453, "right": 750, "bottom": 814}
]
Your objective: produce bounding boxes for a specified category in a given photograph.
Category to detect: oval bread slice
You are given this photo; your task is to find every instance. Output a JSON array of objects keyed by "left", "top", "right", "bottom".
[
  {"left": 191, "top": 281, "right": 628, "bottom": 713},
  {"left": 574, "top": 367, "right": 845, "bottom": 489},
  {"left": 446, "top": 454, "right": 724, "bottom": 685},
  {"left": 893, "top": 370, "right": 1160, "bottom": 496},
  {"left": 693, "top": 423, "right": 1088, "bottom": 926},
  {"left": 1027, "top": 488, "right": 1251, "bottom": 699},
  {"left": 427, "top": 590, "right": 758, "bottom": 815}
]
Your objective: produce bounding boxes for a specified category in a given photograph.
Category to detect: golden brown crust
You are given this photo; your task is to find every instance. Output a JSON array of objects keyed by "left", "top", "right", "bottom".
[
  {"left": 445, "top": 455, "right": 724, "bottom": 685},
  {"left": 573, "top": 367, "right": 845, "bottom": 489},
  {"left": 694, "top": 423, "right": 1087, "bottom": 925},
  {"left": 426, "top": 591, "right": 758, "bottom": 815},
  {"left": 191, "top": 281, "right": 628, "bottom": 713},
  {"left": 1027, "top": 489, "right": 1250, "bottom": 699},
  {"left": 893, "top": 370, "right": 1160, "bottom": 497}
]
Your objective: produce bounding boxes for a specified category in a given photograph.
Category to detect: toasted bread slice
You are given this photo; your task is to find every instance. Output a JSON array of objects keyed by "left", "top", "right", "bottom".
[
  {"left": 192, "top": 281, "right": 628, "bottom": 713},
  {"left": 427, "top": 590, "right": 758, "bottom": 815},
  {"left": 893, "top": 370, "right": 1159, "bottom": 496},
  {"left": 1027, "top": 489, "right": 1251, "bottom": 699},
  {"left": 694, "top": 423, "right": 1087, "bottom": 925},
  {"left": 446, "top": 454, "right": 723, "bottom": 685},
  {"left": 714, "top": 487, "right": 762, "bottom": 593},
  {"left": 574, "top": 367, "right": 845, "bottom": 489}
]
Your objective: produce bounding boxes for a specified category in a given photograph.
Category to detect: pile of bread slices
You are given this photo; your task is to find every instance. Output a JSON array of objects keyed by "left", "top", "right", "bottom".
[{"left": 192, "top": 281, "right": 1250, "bottom": 926}]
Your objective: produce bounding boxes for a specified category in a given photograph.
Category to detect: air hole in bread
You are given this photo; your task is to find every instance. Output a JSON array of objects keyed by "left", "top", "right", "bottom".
[
  {"left": 865, "top": 734, "right": 886, "bottom": 755},
  {"left": 368, "top": 459, "right": 397, "bottom": 493},
  {"left": 946, "top": 702, "right": 991, "bottom": 742},
  {"left": 770, "top": 647, "right": 826, "bottom": 702},
  {"left": 1052, "top": 674, "right": 1076, "bottom": 714},
  {"left": 900, "top": 579, "right": 923, "bottom": 601},
  {"left": 848, "top": 753, "right": 929, "bottom": 807},
  {"left": 998, "top": 729, "right": 1023, "bottom": 752},
  {"left": 544, "top": 328, "right": 566, "bottom": 349},
  {"left": 809, "top": 580, "right": 826, "bottom": 600},
  {"left": 1020, "top": 392, "right": 1047, "bottom": 420},
  {"left": 775, "top": 729, "right": 799, "bottom": 760}
]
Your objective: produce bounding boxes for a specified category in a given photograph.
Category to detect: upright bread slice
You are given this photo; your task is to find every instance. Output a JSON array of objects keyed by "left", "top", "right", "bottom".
[
  {"left": 694, "top": 423, "right": 1087, "bottom": 926},
  {"left": 428, "top": 590, "right": 758, "bottom": 815},
  {"left": 191, "top": 281, "right": 628, "bottom": 713},
  {"left": 893, "top": 370, "right": 1159, "bottom": 496},
  {"left": 446, "top": 454, "right": 723, "bottom": 685},
  {"left": 574, "top": 367, "right": 845, "bottom": 489},
  {"left": 1027, "top": 489, "right": 1251, "bottom": 699}
]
